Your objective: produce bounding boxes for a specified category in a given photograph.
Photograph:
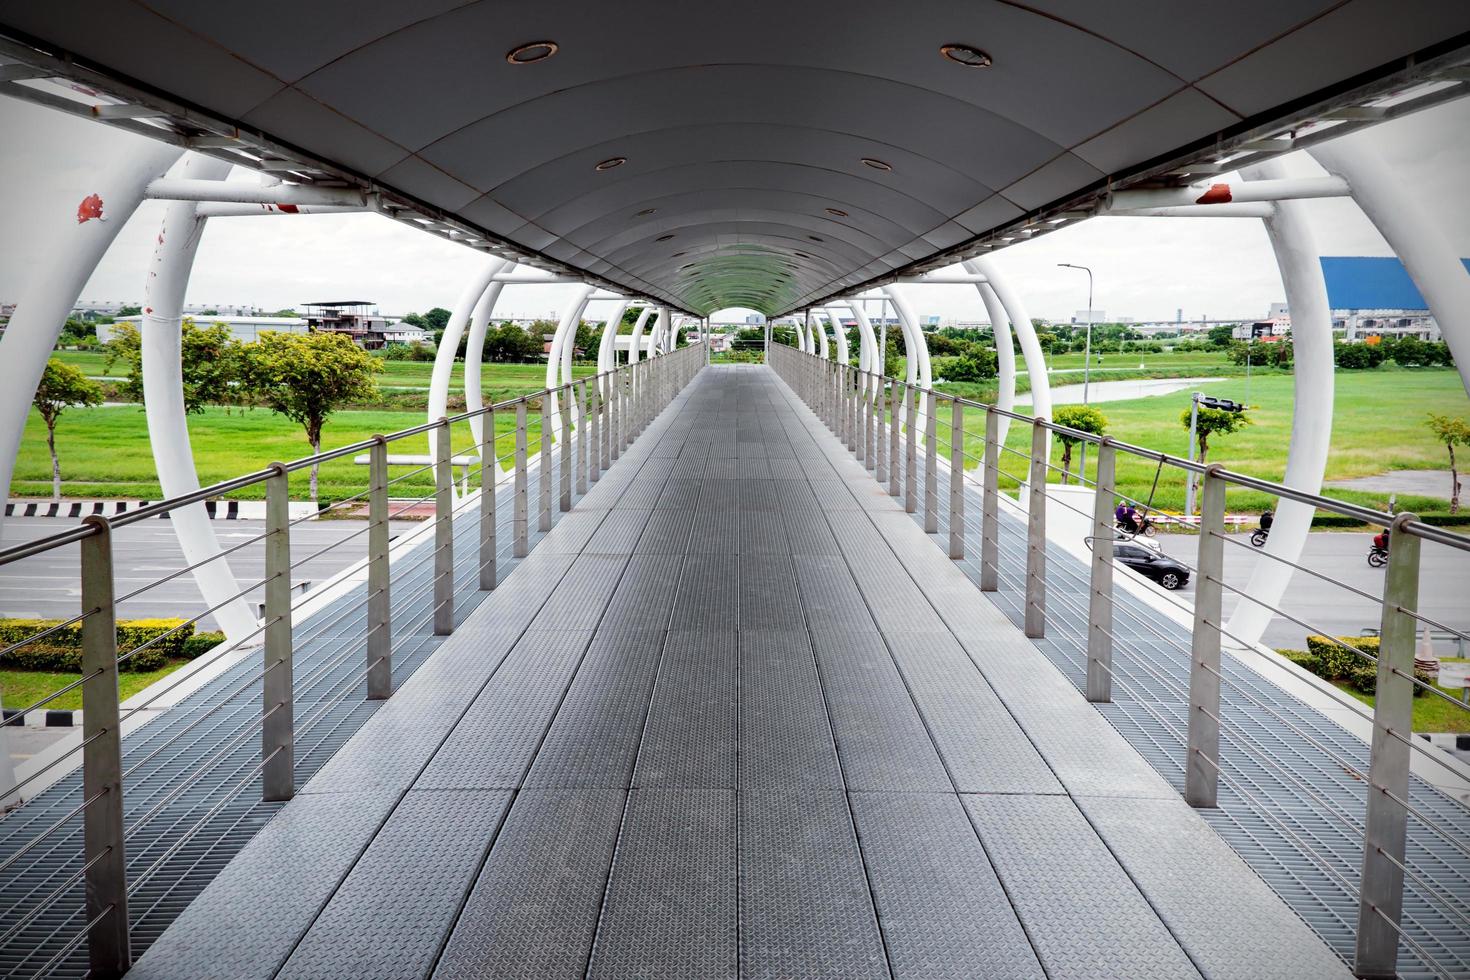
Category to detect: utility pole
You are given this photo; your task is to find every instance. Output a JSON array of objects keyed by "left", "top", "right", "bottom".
[
  {"left": 1185, "top": 392, "right": 1201, "bottom": 516},
  {"left": 1059, "top": 263, "right": 1094, "bottom": 477}
]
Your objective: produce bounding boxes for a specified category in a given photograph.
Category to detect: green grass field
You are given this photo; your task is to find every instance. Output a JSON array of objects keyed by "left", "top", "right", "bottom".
[
  {"left": 936, "top": 367, "right": 1468, "bottom": 514},
  {"left": 17, "top": 354, "right": 1470, "bottom": 511},
  {"left": 2, "top": 661, "right": 187, "bottom": 711}
]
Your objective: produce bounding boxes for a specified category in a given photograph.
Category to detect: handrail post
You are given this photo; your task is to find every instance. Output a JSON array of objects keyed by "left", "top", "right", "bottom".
[
  {"left": 905, "top": 384, "right": 918, "bottom": 514},
  {"left": 514, "top": 399, "right": 528, "bottom": 557},
  {"left": 79, "top": 516, "right": 129, "bottom": 978},
  {"left": 610, "top": 368, "right": 622, "bottom": 461},
  {"left": 1354, "top": 512, "right": 1421, "bottom": 978},
  {"left": 576, "top": 381, "right": 589, "bottom": 495},
  {"left": 367, "top": 436, "right": 392, "bottom": 697},
  {"left": 620, "top": 365, "right": 632, "bottom": 454},
  {"left": 1185, "top": 463, "right": 1227, "bottom": 806},
  {"left": 948, "top": 397, "right": 964, "bottom": 559},
  {"left": 262, "top": 462, "right": 294, "bottom": 800},
  {"left": 889, "top": 380, "right": 901, "bottom": 497},
  {"left": 1086, "top": 439, "right": 1116, "bottom": 702},
  {"left": 875, "top": 375, "right": 888, "bottom": 484},
  {"left": 1024, "top": 419, "right": 1047, "bottom": 638},
  {"left": 980, "top": 409, "right": 999, "bottom": 592},
  {"left": 924, "top": 389, "right": 939, "bottom": 533},
  {"left": 597, "top": 371, "right": 609, "bottom": 478},
  {"left": 559, "top": 384, "right": 573, "bottom": 512},
  {"left": 845, "top": 367, "right": 856, "bottom": 452},
  {"left": 538, "top": 395, "right": 553, "bottom": 532},
  {"left": 479, "top": 410, "right": 497, "bottom": 591},
  {"left": 434, "top": 417, "right": 454, "bottom": 635}
]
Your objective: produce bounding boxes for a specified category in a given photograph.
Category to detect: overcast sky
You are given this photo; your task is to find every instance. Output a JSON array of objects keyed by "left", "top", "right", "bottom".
[{"left": 2, "top": 95, "right": 1467, "bottom": 325}]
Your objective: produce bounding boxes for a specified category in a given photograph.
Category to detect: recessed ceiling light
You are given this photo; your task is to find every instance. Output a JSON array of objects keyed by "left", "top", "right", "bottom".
[
  {"left": 656, "top": 233, "right": 675, "bottom": 241},
  {"left": 807, "top": 235, "right": 824, "bottom": 242},
  {"left": 861, "top": 157, "right": 892, "bottom": 172},
  {"left": 941, "top": 43, "right": 992, "bottom": 68},
  {"left": 825, "top": 207, "right": 848, "bottom": 217},
  {"left": 595, "top": 156, "right": 626, "bottom": 171},
  {"left": 506, "top": 41, "right": 559, "bottom": 65},
  {"left": 636, "top": 207, "right": 657, "bottom": 216},
  {"left": 793, "top": 252, "right": 811, "bottom": 259}
]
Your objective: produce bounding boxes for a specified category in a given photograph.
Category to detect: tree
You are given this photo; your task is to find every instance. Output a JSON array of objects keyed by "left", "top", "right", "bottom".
[
  {"left": 240, "top": 332, "right": 381, "bottom": 500},
  {"left": 116, "top": 305, "right": 142, "bottom": 317},
  {"left": 1425, "top": 413, "right": 1469, "bottom": 514},
  {"left": 104, "top": 319, "right": 244, "bottom": 412},
  {"left": 942, "top": 349, "right": 997, "bottom": 383},
  {"left": 1052, "top": 405, "right": 1108, "bottom": 484},
  {"left": 1207, "top": 323, "right": 1236, "bottom": 349},
  {"left": 1180, "top": 404, "right": 1251, "bottom": 467},
  {"left": 33, "top": 359, "right": 103, "bottom": 501}
]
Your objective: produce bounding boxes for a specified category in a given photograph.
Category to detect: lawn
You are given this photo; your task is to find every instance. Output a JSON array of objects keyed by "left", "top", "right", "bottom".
[
  {"left": 2, "top": 660, "right": 188, "bottom": 711},
  {"left": 15, "top": 400, "right": 566, "bottom": 501},
  {"left": 937, "top": 367, "right": 1468, "bottom": 514},
  {"left": 1335, "top": 676, "right": 1470, "bottom": 734}
]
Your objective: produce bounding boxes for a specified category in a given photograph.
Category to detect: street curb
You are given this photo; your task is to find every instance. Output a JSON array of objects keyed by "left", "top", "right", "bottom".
[{"left": 5, "top": 499, "right": 317, "bottom": 520}]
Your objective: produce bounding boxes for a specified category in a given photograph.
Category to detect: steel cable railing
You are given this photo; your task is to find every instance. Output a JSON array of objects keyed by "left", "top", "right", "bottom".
[
  {"left": 768, "top": 341, "right": 1470, "bottom": 979},
  {"left": 0, "top": 342, "right": 706, "bottom": 977}
]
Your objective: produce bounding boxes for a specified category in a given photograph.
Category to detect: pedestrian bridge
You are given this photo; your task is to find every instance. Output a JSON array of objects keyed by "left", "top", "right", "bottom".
[{"left": 6, "top": 350, "right": 1469, "bottom": 979}]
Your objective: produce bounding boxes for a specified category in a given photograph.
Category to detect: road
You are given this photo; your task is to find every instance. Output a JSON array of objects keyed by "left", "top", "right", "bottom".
[
  {"left": 1151, "top": 530, "right": 1468, "bottom": 654},
  {"left": 0, "top": 514, "right": 423, "bottom": 628}
]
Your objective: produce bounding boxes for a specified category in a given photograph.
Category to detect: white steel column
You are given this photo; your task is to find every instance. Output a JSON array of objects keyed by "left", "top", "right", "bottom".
[
  {"left": 0, "top": 141, "right": 183, "bottom": 542},
  {"left": 597, "top": 306, "right": 626, "bottom": 373},
  {"left": 140, "top": 153, "right": 256, "bottom": 640},
  {"left": 1310, "top": 133, "right": 1470, "bottom": 396},
  {"left": 846, "top": 300, "right": 878, "bottom": 386},
  {"left": 430, "top": 257, "right": 509, "bottom": 462},
  {"left": 465, "top": 270, "right": 510, "bottom": 449},
  {"left": 1224, "top": 159, "right": 1336, "bottom": 648}
]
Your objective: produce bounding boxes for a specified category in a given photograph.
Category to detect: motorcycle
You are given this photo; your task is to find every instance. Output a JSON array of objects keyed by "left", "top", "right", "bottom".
[
  {"left": 1115, "top": 515, "right": 1156, "bottom": 538},
  {"left": 1367, "top": 544, "right": 1388, "bottom": 568},
  {"left": 1250, "top": 528, "right": 1269, "bottom": 548}
]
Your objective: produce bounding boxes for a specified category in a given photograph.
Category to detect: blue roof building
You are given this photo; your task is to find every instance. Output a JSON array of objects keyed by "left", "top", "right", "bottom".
[{"left": 1314, "top": 257, "right": 1470, "bottom": 340}]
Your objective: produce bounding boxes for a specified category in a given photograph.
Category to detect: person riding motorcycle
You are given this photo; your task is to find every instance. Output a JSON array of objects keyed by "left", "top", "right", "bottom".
[{"left": 1115, "top": 502, "right": 1140, "bottom": 534}]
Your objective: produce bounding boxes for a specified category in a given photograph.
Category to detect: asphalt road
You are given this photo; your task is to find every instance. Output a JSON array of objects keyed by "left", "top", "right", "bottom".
[
  {"left": 1151, "top": 530, "right": 1468, "bottom": 653},
  {"left": 0, "top": 515, "right": 422, "bottom": 629}
]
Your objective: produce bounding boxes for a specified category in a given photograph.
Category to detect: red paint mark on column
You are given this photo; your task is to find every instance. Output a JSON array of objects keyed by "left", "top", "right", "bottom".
[
  {"left": 1195, "top": 183, "right": 1233, "bottom": 205},
  {"left": 77, "top": 194, "right": 106, "bottom": 223},
  {"left": 275, "top": 203, "right": 300, "bottom": 214},
  {"left": 144, "top": 307, "right": 153, "bottom": 314}
]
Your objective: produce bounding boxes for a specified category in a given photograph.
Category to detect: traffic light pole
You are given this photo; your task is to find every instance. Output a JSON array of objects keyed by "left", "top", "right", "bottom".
[{"left": 1185, "top": 392, "right": 1201, "bottom": 516}]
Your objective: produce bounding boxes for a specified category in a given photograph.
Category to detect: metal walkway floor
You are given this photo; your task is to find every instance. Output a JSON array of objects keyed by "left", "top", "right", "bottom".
[{"left": 128, "top": 366, "right": 1349, "bottom": 980}]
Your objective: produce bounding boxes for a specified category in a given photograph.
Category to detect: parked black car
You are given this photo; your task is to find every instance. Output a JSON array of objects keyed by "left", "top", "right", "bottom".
[{"left": 1114, "top": 542, "right": 1190, "bottom": 590}]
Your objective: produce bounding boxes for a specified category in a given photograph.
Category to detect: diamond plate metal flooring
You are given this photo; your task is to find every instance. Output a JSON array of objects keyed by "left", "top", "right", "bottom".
[{"left": 122, "top": 366, "right": 1350, "bottom": 980}]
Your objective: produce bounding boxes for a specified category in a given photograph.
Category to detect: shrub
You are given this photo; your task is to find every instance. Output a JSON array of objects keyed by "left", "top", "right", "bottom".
[
  {"left": 182, "top": 631, "right": 225, "bottom": 660},
  {"left": 1334, "top": 343, "right": 1385, "bottom": 370},
  {"left": 0, "top": 617, "right": 194, "bottom": 673},
  {"left": 1303, "top": 634, "right": 1432, "bottom": 696}
]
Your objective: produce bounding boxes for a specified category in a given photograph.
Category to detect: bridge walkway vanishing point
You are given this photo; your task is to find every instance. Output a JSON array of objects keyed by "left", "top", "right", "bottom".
[{"left": 126, "top": 365, "right": 1348, "bottom": 980}]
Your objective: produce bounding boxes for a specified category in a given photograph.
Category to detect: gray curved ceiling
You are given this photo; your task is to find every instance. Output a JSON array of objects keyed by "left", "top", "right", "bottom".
[{"left": 2, "top": 0, "right": 1468, "bottom": 314}]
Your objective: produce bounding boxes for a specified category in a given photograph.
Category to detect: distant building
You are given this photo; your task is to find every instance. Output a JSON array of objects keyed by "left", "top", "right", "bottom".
[
  {"left": 304, "top": 301, "right": 424, "bottom": 349},
  {"left": 1317, "top": 257, "right": 1469, "bottom": 341},
  {"left": 100, "top": 314, "right": 309, "bottom": 344}
]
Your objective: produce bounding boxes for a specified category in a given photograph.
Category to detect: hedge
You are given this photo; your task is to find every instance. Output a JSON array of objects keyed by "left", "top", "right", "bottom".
[
  {"left": 1298, "top": 634, "right": 1432, "bottom": 696},
  {"left": 0, "top": 618, "right": 194, "bottom": 673},
  {"left": 1308, "top": 514, "right": 1470, "bottom": 530}
]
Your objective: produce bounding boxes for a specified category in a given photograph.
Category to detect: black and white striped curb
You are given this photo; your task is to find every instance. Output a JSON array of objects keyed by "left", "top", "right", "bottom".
[
  {"left": 6, "top": 499, "right": 243, "bottom": 519},
  {"left": 2, "top": 708, "right": 79, "bottom": 728}
]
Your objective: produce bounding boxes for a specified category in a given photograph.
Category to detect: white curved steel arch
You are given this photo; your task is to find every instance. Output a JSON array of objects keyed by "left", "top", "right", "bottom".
[
  {"left": 880, "top": 286, "right": 930, "bottom": 388},
  {"left": 0, "top": 141, "right": 183, "bottom": 543},
  {"left": 824, "top": 306, "right": 851, "bottom": 364},
  {"left": 1218, "top": 161, "right": 1339, "bottom": 648},
  {"left": 547, "top": 285, "right": 596, "bottom": 440},
  {"left": 597, "top": 304, "right": 625, "bottom": 372},
  {"left": 843, "top": 300, "right": 878, "bottom": 382},
  {"left": 1310, "top": 134, "right": 1470, "bottom": 396},
  {"left": 813, "top": 310, "right": 831, "bottom": 360},
  {"left": 465, "top": 269, "right": 510, "bottom": 449},
  {"left": 430, "top": 258, "right": 511, "bottom": 465},
  {"left": 140, "top": 154, "right": 257, "bottom": 640},
  {"left": 627, "top": 304, "right": 651, "bottom": 364},
  {"left": 970, "top": 257, "right": 1051, "bottom": 424},
  {"left": 962, "top": 262, "right": 1019, "bottom": 448}
]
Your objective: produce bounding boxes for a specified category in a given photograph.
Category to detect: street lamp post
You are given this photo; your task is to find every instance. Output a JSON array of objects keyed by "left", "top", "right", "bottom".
[{"left": 1059, "top": 263, "right": 1094, "bottom": 477}]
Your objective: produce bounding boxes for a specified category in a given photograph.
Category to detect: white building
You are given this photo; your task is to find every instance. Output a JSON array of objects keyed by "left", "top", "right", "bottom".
[{"left": 99, "top": 314, "right": 309, "bottom": 344}]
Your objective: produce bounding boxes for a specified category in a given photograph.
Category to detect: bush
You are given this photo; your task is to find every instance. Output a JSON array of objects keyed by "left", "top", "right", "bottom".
[
  {"left": 0, "top": 617, "right": 194, "bottom": 673},
  {"left": 182, "top": 631, "right": 225, "bottom": 660},
  {"left": 1303, "top": 634, "right": 1433, "bottom": 696},
  {"left": 1334, "top": 343, "right": 1386, "bottom": 370}
]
